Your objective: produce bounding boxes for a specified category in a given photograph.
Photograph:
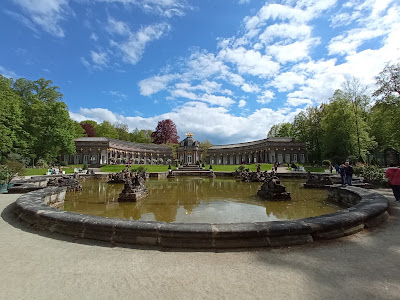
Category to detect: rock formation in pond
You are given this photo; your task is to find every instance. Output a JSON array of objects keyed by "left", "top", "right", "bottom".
[
  {"left": 257, "top": 175, "right": 291, "bottom": 201},
  {"left": 47, "top": 175, "right": 82, "bottom": 192},
  {"left": 303, "top": 171, "right": 333, "bottom": 188},
  {"left": 240, "top": 170, "right": 270, "bottom": 182},
  {"left": 118, "top": 172, "right": 148, "bottom": 202}
]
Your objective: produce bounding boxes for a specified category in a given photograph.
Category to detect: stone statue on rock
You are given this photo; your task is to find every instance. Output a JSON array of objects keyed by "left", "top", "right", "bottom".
[
  {"left": 257, "top": 175, "right": 291, "bottom": 201},
  {"left": 303, "top": 171, "right": 333, "bottom": 188},
  {"left": 117, "top": 172, "right": 148, "bottom": 202},
  {"left": 47, "top": 175, "right": 82, "bottom": 192}
]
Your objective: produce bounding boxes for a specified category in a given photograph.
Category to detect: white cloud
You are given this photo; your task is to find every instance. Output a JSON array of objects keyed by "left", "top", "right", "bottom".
[
  {"left": 268, "top": 38, "right": 319, "bottom": 63},
  {"left": 200, "top": 94, "right": 235, "bottom": 107},
  {"left": 107, "top": 17, "right": 131, "bottom": 36},
  {"left": 286, "top": 97, "right": 312, "bottom": 107},
  {"left": 219, "top": 47, "right": 280, "bottom": 77},
  {"left": 138, "top": 74, "right": 177, "bottom": 96},
  {"left": 241, "top": 83, "right": 260, "bottom": 93},
  {"left": 11, "top": 0, "right": 70, "bottom": 37},
  {"left": 70, "top": 102, "right": 300, "bottom": 144},
  {"left": 259, "top": 23, "right": 312, "bottom": 43},
  {"left": 270, "top": 72, "right": 306, "bottom": 92},
  {"left": 111, "top": 23, "right": 171, "bottom": 65},
  {"left": 91, "top": 51, "right": 109, "bottom": 65},
  {"left": 170, "top": 89, "right": 198, "bottom": 100},
  {"left": 0, "top": 65, "right": 19, "bottom": 78},
  {"left": 102, "top": 90, "right": 128, "bottom": 100},
  {"left": 257, "top": 90, "right": 275, "bottom": 104},
  {"left": 238, "top": 100, "right": 246, "bottom": 107},
  {"left": 95, "top": 0, "right": 192, "bottom": 18},
  {"left": 90, "top": 33, "right": 98, "bottom": 41}
]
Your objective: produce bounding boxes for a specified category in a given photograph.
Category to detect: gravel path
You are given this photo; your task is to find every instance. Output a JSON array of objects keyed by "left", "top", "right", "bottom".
[{"left": 1, "top": 190, "right": 399, "bottom": 300}]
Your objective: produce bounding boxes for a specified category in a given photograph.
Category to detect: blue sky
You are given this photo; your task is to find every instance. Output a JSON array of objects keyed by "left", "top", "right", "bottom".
[{"left": 1, "top": 0, "right": 400, "bottom": 145}]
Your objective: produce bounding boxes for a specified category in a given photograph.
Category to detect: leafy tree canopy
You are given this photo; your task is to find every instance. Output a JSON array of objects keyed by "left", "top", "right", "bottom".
[{"left": 151, "top": 119, "right": 179, "bottom": 144}]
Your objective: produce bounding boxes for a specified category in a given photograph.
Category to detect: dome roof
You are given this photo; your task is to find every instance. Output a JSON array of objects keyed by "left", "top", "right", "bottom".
[{"left": 180, "top": 136, "right": 199, "bottom": 147}]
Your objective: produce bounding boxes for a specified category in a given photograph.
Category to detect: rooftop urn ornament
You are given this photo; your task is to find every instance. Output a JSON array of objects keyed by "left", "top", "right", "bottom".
[{"left": 186, "top": 132, "right": 194, "bottom": 137}]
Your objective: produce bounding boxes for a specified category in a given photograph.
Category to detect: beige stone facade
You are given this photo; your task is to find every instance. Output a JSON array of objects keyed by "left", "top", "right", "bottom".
[
  {"left": 176, "top": 133, "right": 203, "bottom": 165},
  {"left": 65, "top": 137, "right": 173, "bottom": 165},
  {"left": 206, "top": 137, "right": 307, "bottom": 165}
]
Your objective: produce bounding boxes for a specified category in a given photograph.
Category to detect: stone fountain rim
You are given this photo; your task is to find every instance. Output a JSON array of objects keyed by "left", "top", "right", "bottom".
[{"left": 13, "top": 184, "right": 389, "bottom": 249}]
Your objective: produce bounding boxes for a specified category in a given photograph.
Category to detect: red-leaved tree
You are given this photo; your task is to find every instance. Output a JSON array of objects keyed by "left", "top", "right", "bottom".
[
  {"left": 80, "top": 122, "right": 96, "bottom": 137},
  {"left": 151, "top": 119, "right": 179, "bottom": 144}
]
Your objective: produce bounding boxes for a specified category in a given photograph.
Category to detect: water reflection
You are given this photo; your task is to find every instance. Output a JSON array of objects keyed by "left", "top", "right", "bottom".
[{"left": 64, "top": 177, "right": 341, "bottom": 223}]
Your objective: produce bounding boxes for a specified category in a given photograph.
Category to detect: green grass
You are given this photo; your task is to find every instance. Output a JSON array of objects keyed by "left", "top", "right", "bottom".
[
  {"left": 100, "top": 165, "right": 177, "bottom": 173},
  {"left": 304, "top": 167, "right": 326, "bottom": 172},
  {"left": 25, "top": 166, "right": 80, "bottom": 176},
  {"left": 209, "top": 164, "right": 274, "bottom": 172}
]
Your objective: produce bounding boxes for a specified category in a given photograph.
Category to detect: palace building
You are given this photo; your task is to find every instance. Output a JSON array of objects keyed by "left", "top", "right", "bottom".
[
  {"left": 206, "top": 137, "right": 307, "bottom": 165},
  {"left": 66, "top": 135, "right": 307, "bottom": 166},
  {"left": 176, "top": 132, "right": 203, "bottom": 165},
  {"left": 65, "top": 137, "right": 173, "bottom": 165}
]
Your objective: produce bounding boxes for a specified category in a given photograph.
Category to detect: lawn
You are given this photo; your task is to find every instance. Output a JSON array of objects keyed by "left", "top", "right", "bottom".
[
  {"left": 209, "top": 164, "right": 274, "bottom": 172},
  {"left": 304, "top": 166, "right": 326, "bottom": 172},
  {"left": 100, "top": 165, "right": 177, "bottom": 173},
  {"left": 25, "top": 165, "right": 83, "bottom": 176}
]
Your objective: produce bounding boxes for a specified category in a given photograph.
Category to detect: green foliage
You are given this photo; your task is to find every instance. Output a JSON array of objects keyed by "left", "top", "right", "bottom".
[
  {"left": 83, "top": 163, "right": 89, "bottom": 170},
  {"left": 322, "top": 160, "right": 331, "bottom": 167},
  {"left": 200, "top": 139, "right": 213, "bottom": 162},
  {"left": 354, "top": 164, "right": 386, "bottom": 184},
  {"left": 235, "top": 165, "right": 246, "bottom": 172},
  {"left": 370, "top": 96, "right": 400, "bottom": 150},
  {"left": 129, "top": 128, "right": 152, "bottom": 143},
  {"left": 0, "top": 166, "right": 14, "bottom": 184},
  {"left": 267, "top": 122, "right": 294, "bottom": 138},
  {"left": 96, "top": 121, "right": 119, "bottom": 138},
  {"left": 292, "top": 106, "right": 324, "bottom": 163},
  {"left": 36, "top": 158, "right": 48, "bottom": 168}
]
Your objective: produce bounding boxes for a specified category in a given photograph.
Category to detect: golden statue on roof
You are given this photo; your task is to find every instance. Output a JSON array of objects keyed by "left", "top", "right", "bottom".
[{"left": 186, "top": 132, "right": 194, "bottom": 137}]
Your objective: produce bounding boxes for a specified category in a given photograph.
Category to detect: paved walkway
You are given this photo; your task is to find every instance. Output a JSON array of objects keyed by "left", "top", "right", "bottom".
[{"left": 1, "top": 190, "right": 399, "bottom": 300}]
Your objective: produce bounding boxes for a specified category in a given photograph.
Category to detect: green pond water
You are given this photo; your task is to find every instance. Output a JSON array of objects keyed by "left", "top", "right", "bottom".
[{"left": 64, "top": 177, "right": 342, "bottom": 223}]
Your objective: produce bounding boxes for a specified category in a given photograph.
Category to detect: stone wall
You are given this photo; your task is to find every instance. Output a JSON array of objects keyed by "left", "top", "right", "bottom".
[{"left": 14, "top": 185, "right": 390, "bottom": 249}]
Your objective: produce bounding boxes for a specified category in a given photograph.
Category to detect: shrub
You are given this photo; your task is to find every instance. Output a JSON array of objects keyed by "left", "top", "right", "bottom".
[
  {"left": 360, "top": 165, "right": 386, "bottom": 183},
  {"left": 60, "top": 161, "right": 68, "bottom": 166},
  {"left": 36, "top": 158, "right": 48, "bottom": 168},
  {"left": 322, "top": 160, "right": 331, "bottom": 167},
  {"left": 137, "top": 165, "right": 147, "bottom": 173},
  {"left": 235, "top": 165, "right": 246, "bottom": 172},
  {"left": 0, "top": 166, "right": 13, "bottom": 184},
  {"left": 83, "top": 163, "right": 89, "bottom": 170}
]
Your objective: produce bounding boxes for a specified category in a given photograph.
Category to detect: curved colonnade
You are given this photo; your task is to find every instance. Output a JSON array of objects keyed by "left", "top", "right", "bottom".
[{"left": 206, "top": 137, "right": 307, "bottom": 165}]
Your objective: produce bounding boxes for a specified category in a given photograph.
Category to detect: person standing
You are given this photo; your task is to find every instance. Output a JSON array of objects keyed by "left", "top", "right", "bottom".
[
  {"left": 339, "top": 164, "right": 346, "bottom": 186},
  {"left": 385, "top": 164, "right": 400, "bottom": 202},
  {"left": 335, "top": 164, "right": 340, "bottom": 174},
  {"left": 344, "top": 161, "right": 354, "bottom": 186}
]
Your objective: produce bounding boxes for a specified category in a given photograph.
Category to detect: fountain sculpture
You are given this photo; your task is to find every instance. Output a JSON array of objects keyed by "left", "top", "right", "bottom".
[
  {"left": 117, "top": 172, "right": 148, "bottom": 202},
  {"left": 257, "top": 175, "right": 291, "bottom": 201}
]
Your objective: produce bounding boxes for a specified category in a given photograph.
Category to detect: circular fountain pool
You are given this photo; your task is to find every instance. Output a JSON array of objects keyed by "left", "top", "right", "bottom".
[{"left": 64, "top": 177, "right": 342, "bottom": 223}]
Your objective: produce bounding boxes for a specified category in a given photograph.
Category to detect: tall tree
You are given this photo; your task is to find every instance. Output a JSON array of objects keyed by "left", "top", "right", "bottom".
[
  {"left": 129, "top": 128, "right": 152, "bottom": 143},
  {"left": 114, "top": 122, "right": 130, "bottom": 141},
  {"left": 0, "top": 75, "right": 25, "bottom": 158},
  {"left": 151, "top": 119, "right": 179, "bottom": 144},
  {"left": 343, "top": 77, "right": 371, "bottom": 160},
  {"left": 96, "top": 121, "right": 119, "bottom": 138},
  {"left": 80, "top": 121, "right": 96, "bottom": 137},
  {"left": 200, "top": 139, "right": 213, "bottom": 162},
  {"left": 12, "top": 77, "right": 76, "bottom": 163},
  {"left": 292, "top": 106, "right": 324, "bottom": 163},
  {"left": 373, "top": 62, "right": 400, "bottom": 99},
  {"left": 267, "top": 122, "right": 293, "bottom": 138}
]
